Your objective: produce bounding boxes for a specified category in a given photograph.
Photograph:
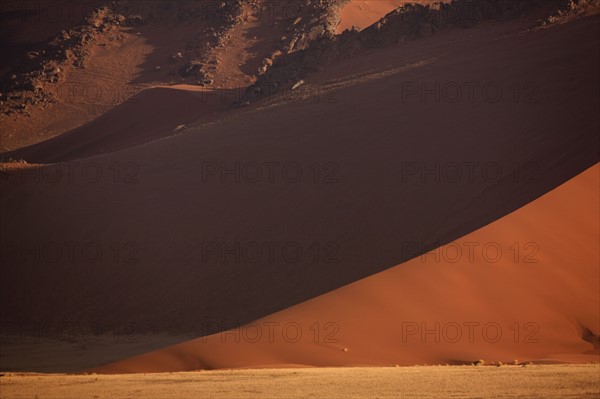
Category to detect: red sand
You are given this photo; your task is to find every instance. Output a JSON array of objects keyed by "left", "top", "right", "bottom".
[
  {"left": 95, "top": 164, "right": 600, "bottom": 372},
  {"left": 1, "top": 8, "right": 598, "bottom": 373},
  {"left": 336, "top": 1, "right": 443, "bottom": 34}
]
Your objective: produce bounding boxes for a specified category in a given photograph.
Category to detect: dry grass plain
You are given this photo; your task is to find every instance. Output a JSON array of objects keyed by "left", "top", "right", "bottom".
[{"left": 1, "top": 365, "right": 599, "bottom": 399}]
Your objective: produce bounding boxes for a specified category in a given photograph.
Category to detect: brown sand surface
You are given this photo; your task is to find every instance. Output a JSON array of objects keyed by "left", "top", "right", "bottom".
[
  {"left": 95, "top": 164, "right": 599, "bottom": 372},
  {"left": 0, "top": 1, "right": 99, "bottom": 76},
  {"left": 4, "top": 86, "right": 231, "bottom": 162},
  {"left": 0, "top": 1, "right": 286, "bottom": 153},
  {"left": 1, "top": 365, "right": 599, "bottom": 399},
  {"left": 335, "top": 1, "right": 443, "bottom": 34},
  {"left": 1, "top": 11, "right": 598, "bottom": 373}
]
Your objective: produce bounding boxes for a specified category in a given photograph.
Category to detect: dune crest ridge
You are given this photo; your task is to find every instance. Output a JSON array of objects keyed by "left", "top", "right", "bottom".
[{"left": 95, "top": 164, "right": 600, "bottom": 373}]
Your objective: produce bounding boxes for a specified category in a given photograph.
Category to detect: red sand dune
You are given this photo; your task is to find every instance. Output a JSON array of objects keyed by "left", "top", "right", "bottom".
[
  {"left": 1, "top": 11, "right": 598, "bottom": 372},
  {"left": 96, "top": 163, "right": 599, "bottom": 373},
  {"left": 5, "top": 85, "right": 230, "bottom": 163},
  {"left": 335, "top": 1, "right": 442, "bottom": 34},
  {"left": 336, "top": 1, "right": 408, "bottom": 33}
]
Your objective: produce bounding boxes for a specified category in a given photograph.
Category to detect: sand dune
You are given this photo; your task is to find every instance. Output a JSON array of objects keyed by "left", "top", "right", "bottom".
[
  {"left": 335, "top": 1, "right": 443, "bottom": 34},
  {"left": 1, "top": 8, "right": 598, "bottom": 373},
  {"left": 336, "top": 1, "right": 410, "bottom": 34},
  {"left": 4, "top": 86, "right": 230, "bottom": 162},
  {"left": 94, "top": 164, "right": 599, "bottom": 372},
  {"left": 0, "top": 1, "right": 284, "bottom": 153}
]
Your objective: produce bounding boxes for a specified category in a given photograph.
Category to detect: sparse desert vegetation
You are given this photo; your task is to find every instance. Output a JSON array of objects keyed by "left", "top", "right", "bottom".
[{"left": 1, "top": 365, "right": 599, "bottom": 399}]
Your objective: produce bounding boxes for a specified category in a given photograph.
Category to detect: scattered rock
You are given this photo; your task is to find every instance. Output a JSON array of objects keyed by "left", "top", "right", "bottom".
[
  {"left": 112, "top": 14, "right": 126, "bottom": 24},
  {"left": 126, "top": 15, "right": 145, "bottom": 25},
  {"left": 242, "top": 0, "right": 579, "bottom": 105},
  {"left": 179, "top": 61, "right": 206, "bottom": 78},
  {"left": 291, "top": 80, "right": 305, "bottom": 90}
]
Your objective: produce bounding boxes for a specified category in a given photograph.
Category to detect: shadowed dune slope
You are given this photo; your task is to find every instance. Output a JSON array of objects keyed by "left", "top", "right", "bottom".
[
  {"left": 3, "top": 86, "right": 229, "bottom": 162},
  {"left": 95, "top": 163, "right": 600, "bottom": 373},
  {"left": 1, "top": 15, "right": 599, "bottom": 371}
]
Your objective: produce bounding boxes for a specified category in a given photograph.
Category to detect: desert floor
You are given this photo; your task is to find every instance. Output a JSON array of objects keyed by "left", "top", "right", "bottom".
[
  {"left": 1, "top": 2, "right": 598, "bottom": 397},
  {"left": 1, "top": 365, "right": 599, "bottom": 399}
]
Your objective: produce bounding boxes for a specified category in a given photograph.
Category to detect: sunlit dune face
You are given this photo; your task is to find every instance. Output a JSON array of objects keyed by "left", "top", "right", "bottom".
[
  {"left": 338, "top": 1, "right": 433, "bottom": 34},
  {"left": 93, "top": 164, "right": 600, "bottom": 373},
  {"left": 336, "top": 0, "right": 452, "bottom": 34},
  {"left": 0, "top": 3, "right": 598, "bottom": 398},
  {"left": 336, "top": 0, "right": 407, "bottom": 34}
]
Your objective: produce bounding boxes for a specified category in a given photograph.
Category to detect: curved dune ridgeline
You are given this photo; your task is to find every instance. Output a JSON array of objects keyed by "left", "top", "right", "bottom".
[
  {"left": 1, "top": 2, "right": 598, "bottom": 373},
  {"left": 96, "top": 164, "right": 599, "bottom": 373}
]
